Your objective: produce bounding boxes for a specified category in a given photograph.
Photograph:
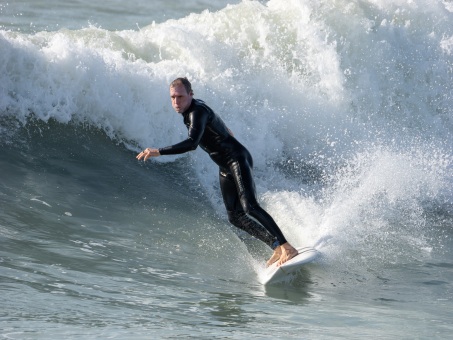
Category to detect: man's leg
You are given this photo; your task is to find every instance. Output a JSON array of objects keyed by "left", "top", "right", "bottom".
[
  {"left": 219, "top": 170, "right": 278, "bottom": 249},
  {"left": 228, "top": 155, "right": 298, "bottom": 266}
]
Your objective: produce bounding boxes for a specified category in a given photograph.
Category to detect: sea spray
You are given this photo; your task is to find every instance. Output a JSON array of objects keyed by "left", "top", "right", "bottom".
[
  {"left": 1, "top": 0, "right": 452, "bottom": 265},
  {"left": 2, "top": 1, "right": 453, "bottom": 337}
]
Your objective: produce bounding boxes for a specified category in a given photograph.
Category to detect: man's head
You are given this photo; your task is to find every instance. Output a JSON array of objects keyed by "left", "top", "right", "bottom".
[{"left": 170, "top": 77, "right": 193, "bottom": 113}]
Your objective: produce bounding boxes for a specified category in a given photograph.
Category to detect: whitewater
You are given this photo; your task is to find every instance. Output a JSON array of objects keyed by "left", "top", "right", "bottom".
[{"left": 1, "top": 0, "right": 453, "bottom": 338}]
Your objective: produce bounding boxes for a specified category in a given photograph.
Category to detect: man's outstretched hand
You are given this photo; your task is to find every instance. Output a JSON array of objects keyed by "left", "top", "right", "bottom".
[{"left": 136, "top": 148, "right": 160, "bottom": 161}]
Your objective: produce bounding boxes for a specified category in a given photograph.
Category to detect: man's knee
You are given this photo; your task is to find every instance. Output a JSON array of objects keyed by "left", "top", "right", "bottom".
[
  {"left": 227, "top": 210, "right": 245, "bottom": 227},
  {"left": 239, "top": 197, "right": 258, "bottom": 216}
]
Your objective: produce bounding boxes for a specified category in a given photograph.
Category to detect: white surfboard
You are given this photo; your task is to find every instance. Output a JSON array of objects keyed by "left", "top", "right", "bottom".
[{"left": 262, "top": 247, "right": 319, "bottom": 285}]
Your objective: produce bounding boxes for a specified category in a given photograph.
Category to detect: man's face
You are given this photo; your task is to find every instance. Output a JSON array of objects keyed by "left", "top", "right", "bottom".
[{"left": 170, "top": 84, "right": 193, "bottom": 113}]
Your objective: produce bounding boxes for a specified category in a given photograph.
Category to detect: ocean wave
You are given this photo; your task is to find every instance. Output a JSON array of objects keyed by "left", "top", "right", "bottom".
[{"left": 1, "top": 0, "right": 452, "bottom": 261}]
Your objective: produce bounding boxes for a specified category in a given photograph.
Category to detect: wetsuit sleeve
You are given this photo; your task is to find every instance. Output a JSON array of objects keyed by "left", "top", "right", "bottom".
[{"left": 158, "top": 109, "right": 208, "bottom": 155}]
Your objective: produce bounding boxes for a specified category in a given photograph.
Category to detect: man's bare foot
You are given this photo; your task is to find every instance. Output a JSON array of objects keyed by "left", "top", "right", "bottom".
[
  {"left": 266, "top": 246, "right": 282, "bottom": 267},
  {"left": 277, "top": 243, "right": 298, "bottom": 266}
]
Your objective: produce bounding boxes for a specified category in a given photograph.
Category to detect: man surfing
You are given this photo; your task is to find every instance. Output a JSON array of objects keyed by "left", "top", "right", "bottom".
[{"left": 136, "top": 78, "right": 298, "bottom": 266}]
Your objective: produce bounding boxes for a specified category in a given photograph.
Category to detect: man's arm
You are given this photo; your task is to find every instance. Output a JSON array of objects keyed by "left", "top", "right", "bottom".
[
  {"left": 137, "top": 108, "right": 208, "bottom": 160},
  {"left": 159, "top": 109, "right": 208, "bottom": 155}
]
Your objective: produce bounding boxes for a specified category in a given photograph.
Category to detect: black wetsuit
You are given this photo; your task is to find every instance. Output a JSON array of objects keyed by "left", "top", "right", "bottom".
[{"left": 159, "top": 99, "right": 287, "bottom": 249}]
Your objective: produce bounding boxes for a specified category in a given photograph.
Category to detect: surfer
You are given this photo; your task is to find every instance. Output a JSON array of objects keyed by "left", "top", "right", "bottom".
[{"left": 136, "top": 77, "right": 298, "bottom": 266}]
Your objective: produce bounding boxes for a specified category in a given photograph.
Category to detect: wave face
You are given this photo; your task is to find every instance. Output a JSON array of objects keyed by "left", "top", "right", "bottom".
[
  {"left": 1, "top": 1, "right": 453, "bottom": 338},
  {"left": 2, "top": 0, "right": 452, "bottom": 255}
]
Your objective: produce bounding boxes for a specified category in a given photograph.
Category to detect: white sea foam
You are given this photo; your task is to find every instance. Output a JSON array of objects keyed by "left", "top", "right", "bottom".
[
  {"left": 1, "top": 0, "right": 452, "bottom": 264},
  {"left": 2, "top": 2, "right": 453, "bottom": 338}
]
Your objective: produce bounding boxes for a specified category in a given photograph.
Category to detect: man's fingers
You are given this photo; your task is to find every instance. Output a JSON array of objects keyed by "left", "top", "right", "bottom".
[
  {"left": 137, "top": 151, "right": 152, "bottom": 161},
  {"left": 136, "top": 151, "right": 147, "bottom": 160},
  {"left": 137, "top": 148, "right": 159, "bottom": 161}
]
